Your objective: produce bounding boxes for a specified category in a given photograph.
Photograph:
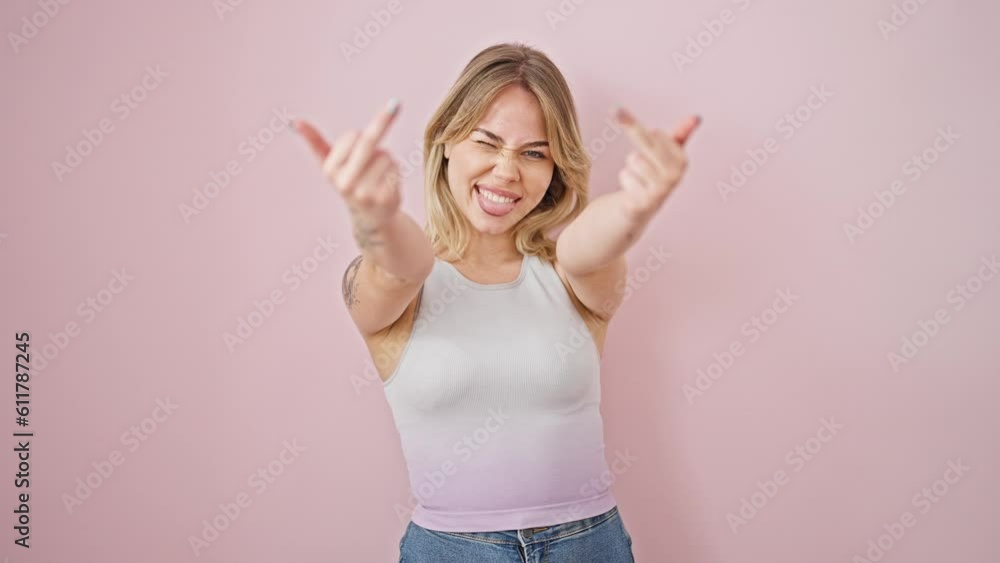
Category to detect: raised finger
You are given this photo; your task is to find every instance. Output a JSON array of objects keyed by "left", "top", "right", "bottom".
[
  {"left": 672, "top": 115, "right": 701, "bottom": 147},
  {"left": 340, "top": 99, "right": 401, "bottom": 186},
  {"left": 323, "top": 130, "right": 361, "bottom": 178},
  {"left": 651, "top": 129, "right": 686, "bottom": 165},
  {"left": 294, "top": 119, "right": 331, "bottom": 161},
  {"left": 363, "top": 98, "right": 401, "bottom": 146},
  {"left": 613, "top": 106, "right": 668, "bottom": 176}
]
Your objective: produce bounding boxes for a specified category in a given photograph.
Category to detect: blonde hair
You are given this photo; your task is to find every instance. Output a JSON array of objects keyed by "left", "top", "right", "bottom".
[{"left": 422, "top": 42, "right": 591, "bottom": 262}]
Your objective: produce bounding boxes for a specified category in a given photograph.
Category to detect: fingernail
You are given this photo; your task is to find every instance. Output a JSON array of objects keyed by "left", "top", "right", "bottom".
[
  {"left": 386, "top": 97, "right": 400, "bottom": 114},
  {"left": 614, "top": 106, "right": 634, "bottom": 126},
  {"left": 694, "top": 114, "right": 702, "bottom": 125}
]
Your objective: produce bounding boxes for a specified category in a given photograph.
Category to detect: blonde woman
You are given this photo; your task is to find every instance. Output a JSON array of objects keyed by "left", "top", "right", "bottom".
[{"left": 295, "top": 42, "right": 698, "bottom": 562}]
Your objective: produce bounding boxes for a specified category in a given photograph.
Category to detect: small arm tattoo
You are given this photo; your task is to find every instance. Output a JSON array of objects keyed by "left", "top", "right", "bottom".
[
  {"left": 351, "top": 217, "right": 384, "bottom": 250},
  {"left": 342, "top": 254, "right": 364, "bottom": 309}
]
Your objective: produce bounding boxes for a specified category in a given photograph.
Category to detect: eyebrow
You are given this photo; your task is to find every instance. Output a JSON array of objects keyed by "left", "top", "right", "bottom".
[{"left": 472, "top": 128, "right": 549, "bottom": 149}]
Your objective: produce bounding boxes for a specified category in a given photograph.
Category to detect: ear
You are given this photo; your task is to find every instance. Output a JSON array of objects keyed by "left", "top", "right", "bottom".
[{"left": 444, "top": 142, "right": 452, "bottom": 159}]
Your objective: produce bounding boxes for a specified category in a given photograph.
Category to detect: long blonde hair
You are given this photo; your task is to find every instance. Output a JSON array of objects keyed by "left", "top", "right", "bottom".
[{"left": 422, "top": 42, "right": 591, "bottom": 262}]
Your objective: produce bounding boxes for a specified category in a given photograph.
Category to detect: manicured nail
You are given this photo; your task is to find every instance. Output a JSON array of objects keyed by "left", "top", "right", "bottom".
[
  {"left": 694, "top": 114, "right": 702, "bottom": 125},
  {"left": 615, "top": 106, "right": 635, "bottom": 126},
  {"left": 386, "top": 97, "right": 400, "bottom": 114}
]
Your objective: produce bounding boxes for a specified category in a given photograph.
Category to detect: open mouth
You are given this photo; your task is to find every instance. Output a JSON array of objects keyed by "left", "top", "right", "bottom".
[{"left": 474, "top": 184, "right": 521, "bottom": 216}]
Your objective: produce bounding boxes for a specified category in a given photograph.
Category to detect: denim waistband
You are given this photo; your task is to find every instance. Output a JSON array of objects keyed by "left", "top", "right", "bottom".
[{"left": 425, "top": 505, "right": 620, "bottom": 547}]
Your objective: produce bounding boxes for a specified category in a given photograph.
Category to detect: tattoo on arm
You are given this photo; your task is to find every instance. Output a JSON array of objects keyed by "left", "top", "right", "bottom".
[
  {"left": 342, "top": 254, "right": 364, "bottom": 309},
  {"left": 351, "top": 217, "right": 384, "bottom": 250}
]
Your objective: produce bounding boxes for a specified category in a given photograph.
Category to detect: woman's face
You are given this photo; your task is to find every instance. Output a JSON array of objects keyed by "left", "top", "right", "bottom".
[{"left": 444, "top": 84, "right": 555, "bottom": 236}]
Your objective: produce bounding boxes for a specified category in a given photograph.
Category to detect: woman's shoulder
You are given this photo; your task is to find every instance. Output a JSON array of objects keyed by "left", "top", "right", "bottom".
[
  {"left": 545, "top": 255, "right": 607, "bottom": 323},
  {"left": 545, "top": 255, "right": 609, "bottom": 358}
]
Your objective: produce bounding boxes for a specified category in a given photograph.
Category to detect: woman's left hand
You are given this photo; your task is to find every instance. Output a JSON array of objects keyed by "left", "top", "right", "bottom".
[{"left": 613, "top": 107, "right": 700, "bottom": 221}]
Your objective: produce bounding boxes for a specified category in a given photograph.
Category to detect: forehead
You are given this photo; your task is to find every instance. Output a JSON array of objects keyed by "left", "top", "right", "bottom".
[{"left": 474, "top": 85, "right": 547, "bottom": 142}]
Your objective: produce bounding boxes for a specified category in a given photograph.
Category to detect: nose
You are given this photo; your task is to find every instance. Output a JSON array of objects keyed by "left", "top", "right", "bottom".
[{"left": 492, "top": 150, "right": 520, "bottom": 182}]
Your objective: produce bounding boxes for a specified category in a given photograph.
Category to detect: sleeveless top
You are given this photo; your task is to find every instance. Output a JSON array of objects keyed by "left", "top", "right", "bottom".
[{"left": 381, "top": 253, "right": 617, "bottom": 532}]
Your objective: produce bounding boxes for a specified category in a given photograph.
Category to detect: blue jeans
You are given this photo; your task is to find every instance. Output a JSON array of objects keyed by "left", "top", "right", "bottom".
[{"left": 398, "top": 506, "right": 635, "bottom": 562}]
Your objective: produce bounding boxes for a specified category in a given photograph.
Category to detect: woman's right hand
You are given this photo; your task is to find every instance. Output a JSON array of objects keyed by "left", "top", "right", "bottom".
[{"left": 294, "top": 99, "right": 404, "bottom": 239}]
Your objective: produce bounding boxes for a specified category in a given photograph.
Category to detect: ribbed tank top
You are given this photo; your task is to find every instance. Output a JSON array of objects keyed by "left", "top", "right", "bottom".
[{"left": 381, "top": 252, "right": 617, "bottom": 532}]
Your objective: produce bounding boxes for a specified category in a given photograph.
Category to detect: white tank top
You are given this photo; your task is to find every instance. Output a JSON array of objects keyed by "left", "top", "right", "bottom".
[{"left": 381, "top": 253, "right": 617, "bottom": 532}]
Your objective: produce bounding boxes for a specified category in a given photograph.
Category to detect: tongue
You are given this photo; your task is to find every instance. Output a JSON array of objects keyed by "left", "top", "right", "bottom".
[{"left": 477, "top": 186, "right": 517, "bottom": 216}]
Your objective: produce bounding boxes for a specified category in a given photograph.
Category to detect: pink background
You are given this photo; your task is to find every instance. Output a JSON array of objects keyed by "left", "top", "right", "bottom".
[{"left": 3, "top": 0, "right": 998, "bottom": 561}]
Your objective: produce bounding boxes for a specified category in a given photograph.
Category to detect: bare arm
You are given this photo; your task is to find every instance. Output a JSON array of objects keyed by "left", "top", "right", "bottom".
[
  {"left": 296, "top": 99, "right": 434, "bottom": 337},
  {"left": 555, "top": 191, "right": 636, "bottom": 320},
  {"left": 557, "top": 107, "right": 700, "bottom": 320},
  {"left": 342, "top": 208, "right": 434, "bottom": 336}
]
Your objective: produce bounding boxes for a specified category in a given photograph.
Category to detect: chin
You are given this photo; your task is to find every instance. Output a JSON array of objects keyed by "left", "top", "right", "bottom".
[{"left": 468, "top": 214, "right": 515, "bottom": 235}]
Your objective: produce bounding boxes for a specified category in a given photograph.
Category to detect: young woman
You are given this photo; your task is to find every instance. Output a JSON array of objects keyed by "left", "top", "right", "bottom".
[{"left": 295, "top": 42, "right": 698, "bottom": 563}]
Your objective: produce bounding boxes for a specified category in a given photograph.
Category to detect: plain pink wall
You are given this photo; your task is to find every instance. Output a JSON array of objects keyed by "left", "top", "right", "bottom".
[{"left": 2, "top": 0, "right": 997, "bottom": 561}]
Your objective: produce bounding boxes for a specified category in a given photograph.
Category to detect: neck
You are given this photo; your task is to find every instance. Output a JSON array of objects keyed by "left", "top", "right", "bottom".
[{"left": 459, "top": 232, "right": 519, "bottom": 266}]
